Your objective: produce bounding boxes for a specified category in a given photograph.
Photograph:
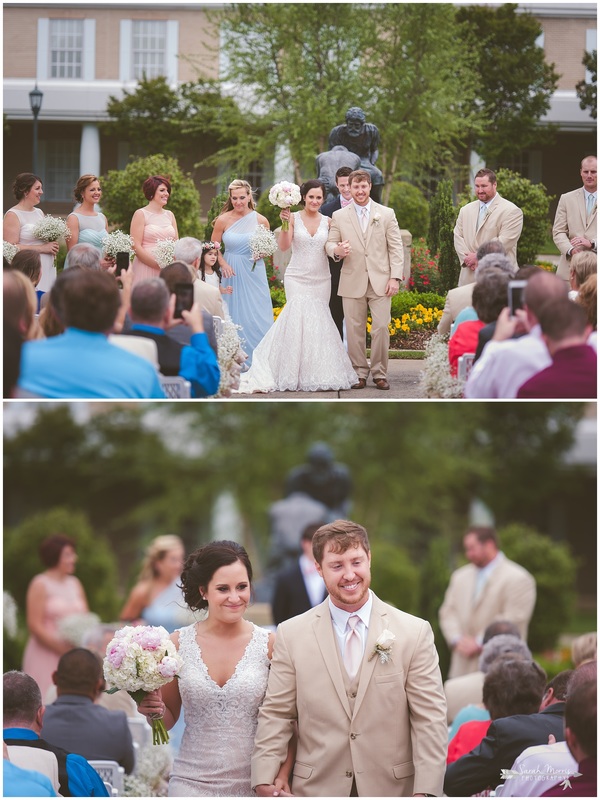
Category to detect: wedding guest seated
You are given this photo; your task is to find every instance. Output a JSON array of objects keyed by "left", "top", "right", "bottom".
[
  {"left": 3, "top": 742, "right": 57, "bottom": 797},
  {"left": 447, "top": 630, "right": 531, "bottom": 735},
  {"left": 444, "top": 661, "right": 567, "bottom": 797},
  {"left": 8, "top": 249, "right": 42, "bottom": 287},
  {"left": 173, "top": 237, "right": 225, "bottom": 319},
  {"left": 575, "top": 273, "right": 597, "bottom": 336},
  {"left": 41, "top": 649, "right": 134, "bottom": 774},
  {"left": 464, "top": 271, "right": 569, "bottom": 398},
  {"left": 128, "top": 277, "right": 219, "bottom": 397},
  {"left": 447, "top": 654, "right": 554, "bottom": 764},
  {"left": 4, "top": 321, "right": 23, "bottom": 398},
  {"left": 3, "top": 671, "right": 109, "bottom": 797},
  {"left": 517, "top": 297, "right": 596, "bottom": 399},
  {"left": 568, "top": 250, "right": 596, "bottom": 300},
  {"left": 17, "top": 269, "right": 165, "bottom": 398},
  {"left": 64, "top": 242, "right": 101, "bottom": 271},
  {"left": 571, "top": 632, "right": 596, "bottom": 667},
  {"left": 541, "top": 662, "right": 596, "bottom": 797},
  {"left": 4, "top": 270, "right": 42, "bottom": 343},
  {"left": 438, "top": 241, "right": 508, "bottom": 336},
  {"left": 496, "top": 665, "right": 594, "bottom": 796},
  {"left": 159, "top": 261, "right": 218, "bottom": 353},
  {"left": 449, "top": 269, "right": 509, "bottom": 375}
]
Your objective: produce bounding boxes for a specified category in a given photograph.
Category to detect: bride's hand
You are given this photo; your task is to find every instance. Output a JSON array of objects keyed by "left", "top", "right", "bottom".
[
  {"left": 137, "top": 689, "right": 165, "bottom": 720},
  {"left": 280, "top": 209, "right": 291, "bottom": 223}
]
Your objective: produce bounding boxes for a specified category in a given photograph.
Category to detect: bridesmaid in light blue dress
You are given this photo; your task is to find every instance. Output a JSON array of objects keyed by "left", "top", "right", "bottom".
[
  {"left": 66, "top": 174, "right": 112, "bottom": 267},
  {"left": 211, "top": 179, "right": 273, "bottom": 365}
]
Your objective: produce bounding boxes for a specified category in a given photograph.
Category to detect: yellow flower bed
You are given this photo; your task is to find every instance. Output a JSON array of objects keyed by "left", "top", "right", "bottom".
[
  {"left": 367, "top": 304, "right": 443, "bottom": 335},
  {"left": 273, "top": 306, "right": 284, "bottom": 320}
]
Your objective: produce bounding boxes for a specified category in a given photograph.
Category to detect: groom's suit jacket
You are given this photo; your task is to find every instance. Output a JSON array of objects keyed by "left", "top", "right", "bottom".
[
  {"left": 325, "top": 202, "right": 404, "bottom": 297},
  {"left": 552, "top": 186, "right": 597, "bottom": 281},
  {"left": 454, "top": 194, "right": 523, "bottom": 286},
  {"left": 251, "top": 593, "right": 447, "bottom": 797}
]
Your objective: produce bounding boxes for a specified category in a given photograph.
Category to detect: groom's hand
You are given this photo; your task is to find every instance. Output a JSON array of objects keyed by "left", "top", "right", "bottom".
[
  {"left": 255, "top": 784, "right": 294, "bottom": 797},
  {"left": 334, "top": 240, "right": 351, "bottom": 259},
  {"left": 385, "top": 278, "right": 401, "bottom": 297}
]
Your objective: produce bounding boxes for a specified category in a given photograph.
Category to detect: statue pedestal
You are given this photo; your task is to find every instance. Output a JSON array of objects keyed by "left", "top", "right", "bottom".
[{"left": 400, "top": 229, "right": 412, "bottom": 284}]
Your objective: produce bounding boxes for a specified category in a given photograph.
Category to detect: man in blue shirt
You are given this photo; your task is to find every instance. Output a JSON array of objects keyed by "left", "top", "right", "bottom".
[
  {"left": 3, "top": 671, "right": 108, "bottom": 796},
  {"left": 129, "top": 277, "right": 220, "bottom": 397},
  {"left": 3, "top": 755, "right": 57, "bottom": 797},
  {"left": 18, "top": 269, "right": 165, "bottom": 399}
]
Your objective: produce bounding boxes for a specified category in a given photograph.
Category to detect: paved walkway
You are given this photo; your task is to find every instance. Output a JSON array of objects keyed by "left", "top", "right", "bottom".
[{"left": 230, "top": 357, "right": 427, "bottom": 400}]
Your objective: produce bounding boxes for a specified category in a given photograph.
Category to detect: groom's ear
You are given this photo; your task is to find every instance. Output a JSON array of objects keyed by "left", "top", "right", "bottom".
[{"left": 315, "top": 560, "right": 323, "bottom": 577}]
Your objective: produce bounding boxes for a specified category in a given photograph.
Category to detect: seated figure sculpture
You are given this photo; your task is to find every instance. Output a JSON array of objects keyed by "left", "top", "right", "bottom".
[{"left": 328, "top": 107, "right": 384, "bottom": 202}]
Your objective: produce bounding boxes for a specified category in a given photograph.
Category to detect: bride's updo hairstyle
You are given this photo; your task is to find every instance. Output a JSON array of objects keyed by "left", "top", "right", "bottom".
[
  {"left": 220, "top": 179, "right": 256, "bottom": 213},
  {"left": 299, "top": 179, "right": 325, "bottom": 207},
  {"left": 180, "top": 540, "right": 253, "bottom": 612}
]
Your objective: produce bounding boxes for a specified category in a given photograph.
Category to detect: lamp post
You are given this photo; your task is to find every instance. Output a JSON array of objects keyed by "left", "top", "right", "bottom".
[{"left": 29, "top": 84, "right": 43, "bottom": 176}]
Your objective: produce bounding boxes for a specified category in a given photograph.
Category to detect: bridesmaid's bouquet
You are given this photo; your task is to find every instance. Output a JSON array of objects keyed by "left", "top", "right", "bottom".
[
  {"left": 103, "top": 625, "right": 183, "bottom": 745},
  {"left": 249, "top": 225, "right": 277, "bottom": 270},
  {"left": 32, "top": 215, "right": 71, "bottom": 242},
  {"left": 103, "top": 230, "right": 135, "bottom": 260},
  {"left": 268, "top": 181, "right": 301, "bottom": 231},
  {"left": 153, "top": 238, "right": 178, "bottom": 268},
  {"left": 58, "top": 612, "right": 101, "bottom": 647},
  {"left": 3, "top": 241, "right": 18, "bottom": 264}
]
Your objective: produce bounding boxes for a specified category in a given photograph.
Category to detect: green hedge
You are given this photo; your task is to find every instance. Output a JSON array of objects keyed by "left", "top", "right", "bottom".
[
  {"left": 388, "top": 181, "right": 430, "bottom": 239},
  {"left": 392, "top": 291, "right": 445, "bottom": 315}
]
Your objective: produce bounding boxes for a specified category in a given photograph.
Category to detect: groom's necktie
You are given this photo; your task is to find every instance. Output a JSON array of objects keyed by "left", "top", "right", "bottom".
[
  {"left": 343, "top": 615, "right": 362, "bottom": 678},
  {"left": 360, "top": 206, "right": 369, "bottom": 233}
]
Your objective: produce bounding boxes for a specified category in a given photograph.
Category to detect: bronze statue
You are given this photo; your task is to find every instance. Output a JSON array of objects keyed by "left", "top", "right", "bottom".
[{"left": 328, "top": 107, "right": 384, "bottom": 202}]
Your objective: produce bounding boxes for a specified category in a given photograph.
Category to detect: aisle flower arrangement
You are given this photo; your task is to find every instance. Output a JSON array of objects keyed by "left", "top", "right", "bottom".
[
  {"left": 420, "top": 333, "right": 465, "bottom": 398},
  {"left": 103, "top": 625, "right": 183, "bottom": 745},
  {"left": 214, "top": 320, "right": 247, "bottom": 397}
]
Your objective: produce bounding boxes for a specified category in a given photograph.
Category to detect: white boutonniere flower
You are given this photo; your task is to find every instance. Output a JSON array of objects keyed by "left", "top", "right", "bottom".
[
  {"left": 368, "top": 629, "right": 395, "bottom": 663},
  {"left": 372, "top": 212, "right": 382, "bottom": 225}
]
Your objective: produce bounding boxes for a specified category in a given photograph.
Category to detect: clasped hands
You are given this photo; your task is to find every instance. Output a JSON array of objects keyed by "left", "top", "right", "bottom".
[{"left": 570, "top": 235, "right": 592, "bottom": 254}]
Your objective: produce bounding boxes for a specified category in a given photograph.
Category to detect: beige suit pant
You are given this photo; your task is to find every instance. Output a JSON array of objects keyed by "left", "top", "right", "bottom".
[{"left": 343, "top": 280, "right": 391, "bottom": 380}]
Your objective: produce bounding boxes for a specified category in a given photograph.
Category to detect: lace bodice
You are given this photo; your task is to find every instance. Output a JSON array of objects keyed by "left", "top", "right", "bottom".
[
  {"left": 169, "top": 622, "right": 271, "bottom": 796},
  {"left": 283, "top": 212, "right": 330, "bottom": 290}
]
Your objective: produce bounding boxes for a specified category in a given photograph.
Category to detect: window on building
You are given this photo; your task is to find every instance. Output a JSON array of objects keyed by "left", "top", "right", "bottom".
[
  {"left": 132, "top": 20, "right": 167, "bottom": 79},
  {"left": 43, "top": 140, "right": 80, "bottom": 202},
  {"left": 49, "top": 19, "right": 83, "bottom": 79}
]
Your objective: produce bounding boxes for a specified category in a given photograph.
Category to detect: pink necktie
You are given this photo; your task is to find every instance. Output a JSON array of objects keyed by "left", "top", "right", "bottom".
[{"left": 343, "top": 615, "right": 362, "bottom": 678}]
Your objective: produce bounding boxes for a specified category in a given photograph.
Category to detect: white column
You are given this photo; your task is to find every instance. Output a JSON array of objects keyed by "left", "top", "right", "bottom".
[{"left": 80, "top": 123, "right": 101, "bottom": 176}]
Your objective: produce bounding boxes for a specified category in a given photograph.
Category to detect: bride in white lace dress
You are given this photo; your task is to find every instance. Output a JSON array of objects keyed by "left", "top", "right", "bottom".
[
  {"left": 237, "top": 180, "right": 357, "bottom": 393},
  {"left": 137, "top": 541, "right": 294, "bottom": 797}
]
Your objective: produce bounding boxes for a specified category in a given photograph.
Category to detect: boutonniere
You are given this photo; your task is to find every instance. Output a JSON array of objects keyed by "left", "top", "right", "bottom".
[
  {"left": 372, "top": 212, "right": 382, "bottom": 225},
  {"left": 368, "top": 629, "right": 395, "bottom": 663}
]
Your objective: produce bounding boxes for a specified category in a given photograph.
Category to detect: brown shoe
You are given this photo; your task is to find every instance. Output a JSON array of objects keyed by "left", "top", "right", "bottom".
[
  {"left": 373, "top": 378, "right": 390, "bottom": 390},
  {"left": 352, "top": 378, "right": 367, "bottom": 389}
]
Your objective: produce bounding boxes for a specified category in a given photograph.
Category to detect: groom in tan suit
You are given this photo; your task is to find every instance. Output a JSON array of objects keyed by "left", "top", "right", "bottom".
[
  {"left": 326, "top": 170, "right": 404, "bottom": 391},
  {"left": 252, "top": 520, "right": 447, "bottom": 797},
  {"left": 552, "top": 155, "right": 597, "bottom": 283}
]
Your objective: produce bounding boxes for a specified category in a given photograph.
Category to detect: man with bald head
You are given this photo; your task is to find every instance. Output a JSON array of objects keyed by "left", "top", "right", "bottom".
[
  {"left": 553, "top": 156, "right": 597, "bottom": 283},
  {"left": 464, "top": 271, "right": 571, "bottom": 398}
]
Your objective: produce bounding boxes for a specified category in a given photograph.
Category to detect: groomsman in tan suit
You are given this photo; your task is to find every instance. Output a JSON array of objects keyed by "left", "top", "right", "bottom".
[
  {"left": 552, "top": 155, "right": 597, "bottom": 283},
  {"left": 252, "top": 520, "right": 447, "bottom": 797},
  {"left": 454, "top": 168, "right": 523, "bottom": 286},
  {"left": 326, "top": 170, "right": 404, "bottom": 391},
  {"left": 439, "top": 526, "right": 536, "bottom": 680}
]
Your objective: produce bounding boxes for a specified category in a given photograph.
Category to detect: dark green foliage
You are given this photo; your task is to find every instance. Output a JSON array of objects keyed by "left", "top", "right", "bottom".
[
  {"left": 370, "top": 542, "right": 420, "bottom": 615},
  {"left": 392, "top": 291, "right": 445, "bottom": 315},
  {"left": 500, "top": 523, "right": 578, "bottom": 652},
  {"left": 576, "top": 51, "right": 597, "bottom": 120},
  {"left": 419, "top": 536, "right": 453, "bottom": 678},
  {"left": 100, "top": 154, "right": 203, "bottom": 237},
  {"left": 428, "top": 180, "right": 460, "bottom": 292},
  {"left": 387, "top": 182, "right": 430, "bottom": 239},
  {"left": 204, "top": 184, "right": 231, "bottom": 241},
  {"left": 496, "top": 169, "right": 553, "bottom": 265}
]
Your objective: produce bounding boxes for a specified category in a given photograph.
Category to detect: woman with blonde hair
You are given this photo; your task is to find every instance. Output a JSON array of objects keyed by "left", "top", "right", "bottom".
[
  {"left": 3, "top": 269, "right": 43, "bottom": 341},
  {"left": 120, "top": 535, "right": 192, "bottom": 633},
  {"left": 211, "top": 179, "right": 273, "bottom": 364}
]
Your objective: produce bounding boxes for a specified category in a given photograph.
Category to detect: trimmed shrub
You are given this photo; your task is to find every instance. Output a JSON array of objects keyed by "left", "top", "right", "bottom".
[
  {"left": 429, "top": 179, "right": 460, "bottom": 292},
  {"left": 100, "top": 154, "right": 203, "bottom": 238},
  {"left": 496, "top": 169, "right": 553, "bottom": 265},
  {"left": 392, "top": 290, "right": 445, "bottom": 316},
  {"left": 388, "top": 181, "right": 430, "bottom": 239},
  {"left": 409, "top": 238, "right": 445, "bottom": 294}
]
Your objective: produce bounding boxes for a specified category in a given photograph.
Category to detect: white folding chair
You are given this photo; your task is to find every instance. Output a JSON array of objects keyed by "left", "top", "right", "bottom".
[
  {"left": 213, "top": 315, "right": 224, "bottom": 338},
  {"left": 89, "top": 760, "right": 125, "bottom": 795},
  {"left": 109, "top": 334, "right": 159, "bottom": 368},
  {"left": 457, "top": 353, "right": 475, "bottom": 381},
  {"left": 160, "top": 376, "right": 192, "bottom": 399},
  {"left": 127, "top": 716, "right": 152, "bottom": 750}
]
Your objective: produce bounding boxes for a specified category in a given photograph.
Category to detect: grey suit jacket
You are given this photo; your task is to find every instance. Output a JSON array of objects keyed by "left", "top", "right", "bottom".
[
  {"left": 41, "top": 694, "right": 135, "bottom": 774},
  {"left": 552, "top": 186, "right": 597, "bottom": 281}
]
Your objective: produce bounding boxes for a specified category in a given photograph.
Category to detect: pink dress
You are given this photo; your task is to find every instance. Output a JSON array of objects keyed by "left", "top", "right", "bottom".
[
  {"left": 22, "top": 573, "right": 87, "bottom": 699},
  {"left": 131, "top": 207, "right": 177, "bottom": 285}
]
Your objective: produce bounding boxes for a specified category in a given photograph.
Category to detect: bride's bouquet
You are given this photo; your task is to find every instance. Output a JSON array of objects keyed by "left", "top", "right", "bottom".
[
  {"left": 32, "top": 215, "right": 71, "bottom": 243},
  {"left": 153, "top": 238, "right": 178, "bottom": 268},
  {"left": 268, "top": 181, "right": 301, "bottom": 231},
  {"left": 249, "top": 225, "right": 277, "bottom": 270},
  {"left": 102, "top": 230, "right": 135, "bottom": 260},
  {"left": 103, "top": 625, "right": 183, "bottom": 745}
]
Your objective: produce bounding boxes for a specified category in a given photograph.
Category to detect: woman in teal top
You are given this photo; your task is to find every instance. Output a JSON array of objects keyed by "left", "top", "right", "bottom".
[{"left": 66, "top": 174, "right": 112, "bottom": 267}]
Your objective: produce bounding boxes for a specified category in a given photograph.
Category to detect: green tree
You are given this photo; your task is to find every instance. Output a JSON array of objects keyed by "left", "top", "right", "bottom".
[
  {"left": 100, "top": 154, "right": 203, "bottom": 237},
  {"left": 496, "top": 169, "right": 553, "bottom": 265},
  {"left": 428, "top": 180, "right": 460, "bottom": 292},
  {"left": 387, "top": 182, "right": 430, "bottom": 239},
  {"left": 456, "top": 4, "right": 559, "bottom": 163},
  {"left": 576, "top": 51, "right": 597, "bottom": 120}
]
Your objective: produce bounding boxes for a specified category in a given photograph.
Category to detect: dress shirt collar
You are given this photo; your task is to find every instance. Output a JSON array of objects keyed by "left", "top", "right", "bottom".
[
  {"left": 584, "top": 188, "right": 597, "bottom": 202},
  {"left": 3, "top": 727, "right": 39, "bottom": 740},
  {"left": 329, "top": 589, "right": 373, "bottom": 635},
  {"left": 480, "top": 194, "right": 498, "bottom": 211},
  {"left": 478, "top": 550, "right": 504, "bottom": 581},
  {"left": 130, "top": 323, "right": 165, "bottom": 336},
  {"left": 353, "top": 199, "right": 372, "bottom": 217}
]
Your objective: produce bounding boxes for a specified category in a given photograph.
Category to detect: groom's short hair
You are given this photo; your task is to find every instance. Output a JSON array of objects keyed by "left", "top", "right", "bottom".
[
  {"left": 312, "top": 519, "right": 370, "bottom": 564},
  {"left": 349, "top": 169, "right": 372, "bottom": 186}
]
